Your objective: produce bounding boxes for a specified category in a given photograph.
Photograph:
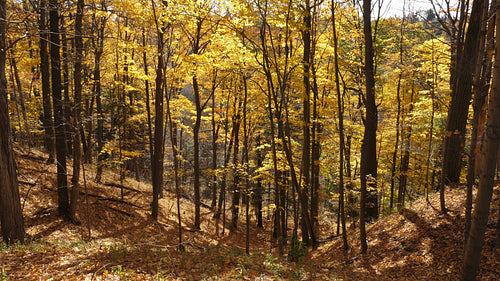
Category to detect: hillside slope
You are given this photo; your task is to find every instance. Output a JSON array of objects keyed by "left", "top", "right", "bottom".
[{"left": 0, "top": 147, "right": 499, "bottom": 280}]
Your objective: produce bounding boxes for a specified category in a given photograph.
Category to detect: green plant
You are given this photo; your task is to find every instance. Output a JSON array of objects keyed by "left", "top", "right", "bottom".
[
  {"left": 264, "top": 253, "right": 283, "bottom": 277},
  {"left": 0, "top": 268, "right": 8, "bottom": 281},
  {"left": 111, "top": 265, "right": 126, "bottom": 276},
  {"left": 235, "top": 256, "right": 247, "bottom": 279},
  {"left": 292, "top": 268, "right": 308, "bottom": 281},
  {"left": 109, "top": 243, "right": 128, "bottom": 262},
  {"left": 288, "top": 236, "right": 306, "bottom": 263}
]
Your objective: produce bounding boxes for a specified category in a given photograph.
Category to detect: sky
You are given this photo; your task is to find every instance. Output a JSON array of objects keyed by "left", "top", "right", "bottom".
[{"left": 380, "top": 0, "right": 459, "bottom": 18}]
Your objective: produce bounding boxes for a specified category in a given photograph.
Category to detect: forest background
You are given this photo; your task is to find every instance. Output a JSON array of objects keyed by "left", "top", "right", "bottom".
[{"left": 0, "top": 0, "right": 499, "bottom": 280}]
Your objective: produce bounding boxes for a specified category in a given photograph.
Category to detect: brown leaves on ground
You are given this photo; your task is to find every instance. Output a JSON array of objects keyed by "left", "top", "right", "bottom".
[
  {"left": 312, "top": 187, "right": 500, "bottom": 280},
  {"left": 1, "top": 147, "right": 499, "bottom": 280}
]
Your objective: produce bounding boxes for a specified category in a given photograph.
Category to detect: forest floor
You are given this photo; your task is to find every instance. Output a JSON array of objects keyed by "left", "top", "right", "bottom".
[{"left": 1, "top": 146, "right": 499, "bottom": 280}]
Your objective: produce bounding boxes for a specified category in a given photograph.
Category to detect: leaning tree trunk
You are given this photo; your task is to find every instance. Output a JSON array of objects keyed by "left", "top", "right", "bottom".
[
  {"left": 0, "top": 0, "right": 26, "bottom": 243},
  {"left": 461, "top": 3, "right": 500, "bottom": 279}
]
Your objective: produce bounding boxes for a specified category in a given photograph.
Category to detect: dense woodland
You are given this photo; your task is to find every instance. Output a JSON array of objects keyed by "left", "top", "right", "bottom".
[{"left": 0, "top": 0, "right": 500, "bottom": 280}]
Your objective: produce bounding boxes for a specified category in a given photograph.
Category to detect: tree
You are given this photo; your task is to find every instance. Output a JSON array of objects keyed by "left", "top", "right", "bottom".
[
  {"left": 0, "top": 0, "right": 26, "bottom": 243},
  {"left": 39, "top": 0, "right": 55, "bottom": 163},
  {"left": 461, "top": 3, "right": 500, "bottom": 279},
  {"left": 69, "top": 0, "right": 85, "bottom": 224},
  {"left": 360, "top": 0, "right": 378, "bottom": 254},
  {"left": 151, "top": 0, "right": 165, "bottom": 220},
  {"left": 439, "top": 0, "right": 485, "bottom": 213},
  {"left": 50, "top": 0, "right": 70, "bottom": 220},
  {"left": 332, "top": 0, "right": 348, "bottom": 250}
]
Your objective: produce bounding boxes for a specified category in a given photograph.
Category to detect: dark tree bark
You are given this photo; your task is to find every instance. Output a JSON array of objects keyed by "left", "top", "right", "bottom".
[
  {"left": 440, "top": 0, "right": 485, "bottom": 213},
  {"left": 254, "top": 134, "right": 263, "bottom": 228},
  {"left": 9, "top": 47, "right": 32, "bottom": 147},
  {"left": 210, "top": 73, "right": 219, "bottom": 210},
  {"left": 151, "top": 2, "right": 164, "bottom": 220},
  {"left": 39, "top": 0, "right": 55, "bottom": 163},
  {"left": 69, "top": 0, "right": 85, "bottom": 224},
  {"left": 390, "top": 9, "right": 405, "bottom": 210},
  {"left": 166, "top": 79, "right": 183, "bottom": 250},
  {"left": 61, "top": 17, "right": 72, "bottom": 156},
  {"left": 50, "top": 0, "right": 70, "bottom": 220},
  {"left": 0, "top": 0, "right": 26, "bottom": 243},
  {"left": 461, "top": 4, "right": 500, "bottom": 279},
  {"left": 192, "top": 73, "right": 202, "bottom": 228},
  {"left": 93, "top": 5, "right": 106, "bottom": 182},
  {"left": 332, "top": 0, "right": 348, "bottom": 250},
  {"left": 398, "top": 85, "right": 414, "bottom": 210},
  {"left": 465, "top": 0, "right": 495, "bottom": 245},
  {"left": 230, "top": 94, "right": 242, "bottom": 231},
  {"left": 143, "top": 29, "right": 153, "bottom": 176},
  {"left": 301, "top": 0, "right": 312, "bottom": 239},
  {"left": 360, "top": 0, "right": 378, "bottom": 254}
]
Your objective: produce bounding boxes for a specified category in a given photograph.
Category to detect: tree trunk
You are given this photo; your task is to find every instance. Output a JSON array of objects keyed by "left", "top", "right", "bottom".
[
  {"left": 70, "top": 0, "right": 85, "bottom": 225},
  {"left": 61, "top": 18, "right": 72, "bottom": 156},
  {"left": 93, "top": 5, "right": 106, "bottom": 182},
  {"left": 398, "top": 85, "right": 414, "bottom": 210},
  {"left": 191, "top": 18, "right": 204, "bottom": 229},
  {"left": 360, "top": 0, "right": 378, "bottom": 254},
  {"left": 166, "top": 81, "right": 183, "bottom": 251},
  {"left": 50, "top": 0, "right": 70, "bottom": 220},
  {"left": 151, "top": 3, "right": 164, "bottom": 220},
  {"left": 461, "top": 4, "right": 500, "bottom": 279},
  {"left": 39, "top": 0, "right": 55, "bottom": 163},
  {"left": 390, "top": 9, "right": 405, "bottom": 210},
  {"left": 301, "top": 0, "right": 313, "bottom": 241},
  {"left": 440, "top": 0, "right": 485, "bottom": 213},
  {"left": 332, "top": 1, "right": 348, "bottom": 250},
  {"left": 230, "top": 96, "right": 242, "bottom": 231},
  {"left": 9, "top": 47, "right": 32, "bottom": 147},
  {"left": 0, "top": 0, "right": 26, "bottom": 243},
  {"left": 193, "top": 74, "right": 202, "bottom": 229},
  {"left": 255, "top": 134, "right": 263, "bottom": 228},
  {"left": 211, "top": 76, "right": 218, "bottom": 210},
  {"left": 466, "top": 0, "right": 495, "bottom": 245}
]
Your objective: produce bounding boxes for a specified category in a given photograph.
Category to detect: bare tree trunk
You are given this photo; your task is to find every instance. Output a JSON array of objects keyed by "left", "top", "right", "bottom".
[
  {"left": 61, "top": 17, "right": 72, "bottom": 156},
  {"left": 301, "top": 0, "right": 312, "bottom": 241},
  {"left": 440, "top": 0, "right": 485, "bottom": 214},
  {"left": 360, "top": 0, "right": 378, "bottom": 254},
  {"left": 142, "top": 29, "right": 153, "bottom": 180},
  {"left": 151, "top": 1, "right": 164, "bottom": 220},
  {"left": 210, "top": 76, "right": 219, "bottom": 210},
  {"left": 0, "top": 0, "right": 26, "bottom": 242},
  {"left": 50, "top": 0, "right": 70, "bottom": 220},
  {"left": 230, "top": 95, "right": 242, "bottom": 231},
  {"left": 255, "top": 134, "right": 263, "bottom": 228},
  {"left": 465, "top": 0, "right": 495, "bottom": 245},
  {"left": 39, "top": 0, "right": 55, "bottom": 162},
  {"left": 461, "top": 4, "right": 500, "bottom": 279},
  {"left": 93, "top": 3, "right": 106, "bottom": 182},
  {"left": 332, "top": 0, "right": 348, "bottom": 250},
  {"left": 390, "top": 7, "right": 406, "bottom": 210},
  {"left": 398, "top": 84, "right": 414, "bottom": 210},
  {"left": 9, "top": 47, "right": 32, "bottom": 147},
  {"left": 69, "top": 0, "right": 85, "bottom": 225}
]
